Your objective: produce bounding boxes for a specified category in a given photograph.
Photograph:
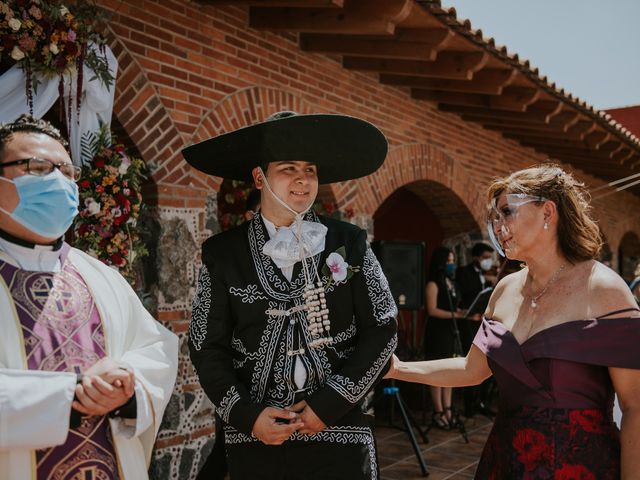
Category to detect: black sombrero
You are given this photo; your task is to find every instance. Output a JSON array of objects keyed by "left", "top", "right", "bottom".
[{"left": 181, "top": 111, "right": 388, "bottom": 184}]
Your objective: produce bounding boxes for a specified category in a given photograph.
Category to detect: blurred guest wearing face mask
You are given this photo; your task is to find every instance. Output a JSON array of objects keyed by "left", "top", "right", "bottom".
[
  {"left": 423, "top": 246, "right": 465, "bottom": 429},
  {"left": 0, "top": 115, "right": 178, "bottom": 480},
  {"left": 456, "top": 243, "right": 497, "bottom": 417}
]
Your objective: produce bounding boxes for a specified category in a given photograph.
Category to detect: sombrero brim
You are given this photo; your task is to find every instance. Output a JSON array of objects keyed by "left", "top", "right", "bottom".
[{"left": 181, "top": 114, "right": 388, "bottom": 184}]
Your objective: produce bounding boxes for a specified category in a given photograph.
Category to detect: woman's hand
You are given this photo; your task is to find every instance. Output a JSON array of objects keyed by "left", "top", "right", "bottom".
[{"left": 384, "top": 354, "right": 400, "bottom": 379}]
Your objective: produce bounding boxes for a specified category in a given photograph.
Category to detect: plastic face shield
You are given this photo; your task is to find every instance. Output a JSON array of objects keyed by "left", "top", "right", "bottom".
[{"left": 486, "top": 193, "right": 547, "bottom": 257}]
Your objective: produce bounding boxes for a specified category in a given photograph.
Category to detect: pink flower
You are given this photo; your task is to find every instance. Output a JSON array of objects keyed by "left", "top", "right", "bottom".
[
  {"left": 67, "top": 29, "right": 76, "bottom": 42},
  {"left": 326, "top": 252, "right": 348, "bottom": 282}
]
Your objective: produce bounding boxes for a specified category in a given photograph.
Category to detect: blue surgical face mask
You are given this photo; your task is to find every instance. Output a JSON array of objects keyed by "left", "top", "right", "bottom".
[
  {"left": 445, "top": 262, "right": 456, "bottom": 278},
  {"left": 0, "top": 170, "right": 79, "bottom": 238}
]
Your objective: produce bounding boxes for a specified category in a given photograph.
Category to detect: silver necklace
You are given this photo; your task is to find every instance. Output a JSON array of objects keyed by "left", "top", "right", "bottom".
[{"left": 529, "top": 263, "right": 566, "bottom": 308}]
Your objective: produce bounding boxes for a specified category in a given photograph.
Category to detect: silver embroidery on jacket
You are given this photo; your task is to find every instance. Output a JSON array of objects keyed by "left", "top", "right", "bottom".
[
  {"left": 326, "top": 334, "right": 397, "bottom": 404},
  {"left": 363, "top": 248, "right": 398, "bottom": 325},
  {"left": 229, "top": 284, "right": 269, "bottom": 303},
  {"left": 190, "top": 264, "right": 212, "bottom": 351},
  {"left": 216, "top": 386, "right": 241, "bottom": 423}
]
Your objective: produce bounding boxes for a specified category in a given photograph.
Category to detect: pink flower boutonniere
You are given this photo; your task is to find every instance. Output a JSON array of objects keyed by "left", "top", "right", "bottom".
[{"left": 322, "top": 246, "right": 360, "bottom": 288}]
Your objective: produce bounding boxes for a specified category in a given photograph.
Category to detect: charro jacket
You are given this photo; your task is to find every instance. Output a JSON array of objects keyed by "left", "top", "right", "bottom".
[{"left": 189, "top": 211, "right": 397, "bottom": 446}]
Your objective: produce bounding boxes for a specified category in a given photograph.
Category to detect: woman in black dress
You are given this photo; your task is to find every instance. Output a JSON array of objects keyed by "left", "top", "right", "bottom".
[{"left": 423, "top": 246, "right": 465, "bottom": 428}]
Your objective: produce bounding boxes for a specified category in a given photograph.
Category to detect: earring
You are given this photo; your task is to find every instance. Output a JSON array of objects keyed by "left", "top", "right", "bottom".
[{"left": 543, "top": 222, "right": 549, "bottom": 230}]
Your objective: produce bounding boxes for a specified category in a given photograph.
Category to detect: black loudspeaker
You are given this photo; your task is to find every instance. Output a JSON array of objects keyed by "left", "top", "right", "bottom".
[{"left": 372, "top": 241, "right": 425, "bottom": 310}]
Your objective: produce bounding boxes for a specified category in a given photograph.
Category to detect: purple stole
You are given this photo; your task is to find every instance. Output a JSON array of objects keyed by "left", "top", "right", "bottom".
[{"left": 0, "top": 246, "right": 120, "bottom": 480}]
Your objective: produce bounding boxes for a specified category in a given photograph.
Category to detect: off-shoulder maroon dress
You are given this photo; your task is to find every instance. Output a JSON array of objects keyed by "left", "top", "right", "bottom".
[{"left": 472, "top": 308, "right": 640, "bottom": 480}]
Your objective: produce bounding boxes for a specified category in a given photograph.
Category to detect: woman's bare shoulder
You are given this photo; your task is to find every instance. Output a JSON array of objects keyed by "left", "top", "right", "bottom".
[
  {"left": 485, "top": 267, "right": 527, "bottom": 319},
  {"left": 586, "top": 261, "right": 638, "bottom": 318}
]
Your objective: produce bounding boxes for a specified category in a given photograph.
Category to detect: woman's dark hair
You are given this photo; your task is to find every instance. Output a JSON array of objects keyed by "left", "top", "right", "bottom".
[{"left": 427, "top": 246, "right": 453, "bottom": 283}]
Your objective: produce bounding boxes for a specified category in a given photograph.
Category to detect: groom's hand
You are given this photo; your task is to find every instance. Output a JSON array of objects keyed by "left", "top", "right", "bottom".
[
  {"left": 287, "top": 400, "right": 326, "bottom": 435},
  {"left": 252, "top": 407, "right": 304, "bottom": 445}
]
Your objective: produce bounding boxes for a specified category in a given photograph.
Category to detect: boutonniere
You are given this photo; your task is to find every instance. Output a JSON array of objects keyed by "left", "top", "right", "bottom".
[{"left": 322, "top": 246, "right": 360, "bottom": 288}]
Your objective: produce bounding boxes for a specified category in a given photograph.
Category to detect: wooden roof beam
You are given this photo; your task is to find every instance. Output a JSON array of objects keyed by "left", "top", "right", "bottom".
[
  {"left": 249, "top": 0, "right": 415, "bottom": 34},
  {"left": 583, "top": 130, "right": 611, "bottom": 150},
  {"left": 200, "top": 0, "right": 344, "bottom": 6},
  {"left": 402, "top": 68, "right": 514, "bottom": 95},
  {"left": 494, "top": 86, "right": 541, "bottom": 111},
  {"left": 599, "top": 140, "right": 625, "bottom": 157},
  {"left": 480, "top": 124, "right": 587, "bottom": 140},
  {"left": 300, "top": 33, "right": 438, "bottom": 60},
  {"left": 566, "top": 120, "right": 598, "bottom": 140},
  {"left": 503, "top": 133, "right": 586, "bottom": 149},
  {"left": 521, "top": 143, "right": 608, "bottom": 159},
  {"left": 546, "top": 110, "right": 580, "bottom": 132},
  {"left": 613, "top": 147, "right": 635, "bottom": 165},
  {"left": 416, "top": 86, "right": 539, "bottom": 112},
  {"left": 440, "top": 99, "right": 562, "bottom": 124},
  {"left": 343, "top": 51, "right": 487, "bottom": 80}
]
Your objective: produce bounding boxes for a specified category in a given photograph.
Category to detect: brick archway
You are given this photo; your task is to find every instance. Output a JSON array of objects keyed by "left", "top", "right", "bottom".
[
  {"left": 333, "top": 143, "right": 486, "bottom": 229},
  {"left": 106, "top": 28, "right": 185, "bottom": 187}
]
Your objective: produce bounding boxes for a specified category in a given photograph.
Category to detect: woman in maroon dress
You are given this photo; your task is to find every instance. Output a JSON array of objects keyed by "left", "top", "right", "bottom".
[{"left": 386, "top": 164, "right": 640, "bottom": 479}]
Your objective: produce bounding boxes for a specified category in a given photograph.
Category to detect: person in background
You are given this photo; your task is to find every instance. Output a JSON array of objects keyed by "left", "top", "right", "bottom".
[
  {"left": 387, "top": 164, "right": 640, "bottom": 479},
  {"left": 0, "top": 115, "right": 178, "bottom": 479},
  {"left": 423, "top": 246, "right": 465, "bottom": 429},
  {"left": 457, "top": 242, "right": 496, "bottom": 418}
]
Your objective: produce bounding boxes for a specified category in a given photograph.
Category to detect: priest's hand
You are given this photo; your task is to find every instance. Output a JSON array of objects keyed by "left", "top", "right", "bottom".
[
  {"left": 83, "top": 357, "right": 135, "bottom": 396},
  {"left": 251, "top": 407, "right": 304, "bottom": 445},
  {"left": 287, "top": 400, "right": 326, "bottom": 435},
  {"left": 73, "top": 375, "right": 134, "bottom": 416}
]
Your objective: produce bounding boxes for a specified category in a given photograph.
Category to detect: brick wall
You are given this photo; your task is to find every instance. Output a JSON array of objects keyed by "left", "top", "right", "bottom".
[{"left": 96, "top": 1, "right": 640, "bottom": 477}]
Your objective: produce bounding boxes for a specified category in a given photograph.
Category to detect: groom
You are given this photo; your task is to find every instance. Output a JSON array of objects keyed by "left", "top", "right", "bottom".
[{"left": 185, "top": 111, "right": 398, "bottom": 479}]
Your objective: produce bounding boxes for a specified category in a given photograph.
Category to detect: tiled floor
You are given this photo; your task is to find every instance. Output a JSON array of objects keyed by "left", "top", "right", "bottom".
[{"left": 375, "top": 414, "right": 492, "bottom": 480}]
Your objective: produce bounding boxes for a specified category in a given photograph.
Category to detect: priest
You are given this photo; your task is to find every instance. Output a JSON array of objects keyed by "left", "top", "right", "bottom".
[
  {"left": 185, "top": 111, "right": 398, "bottom": 479},
  {"left": 0, "top": 115, "right": 178, "bottom": 479}
]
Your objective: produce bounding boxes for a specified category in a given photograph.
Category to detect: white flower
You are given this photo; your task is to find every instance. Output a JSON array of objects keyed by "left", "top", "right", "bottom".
[
  {"left": 10, "top": 46, "right": 25, "bottom": 61},
  {"left": 49, "top": 42, "right": 59, "bottom": 55},
  {"left": 326, "top": 252, "right": 348, "bottom": 282},
  {"left": 84, "top": 197, "right": 101, "bottom": 216},
  {"left": 8, "top": 18, "right": 21, "bottom": 31},
  {"left": 112, "top": 207, "right": 122, "bottom": 218},
  {"left": 60, "top": 5, "right": 69, "bottom": 15},
  {"left": 118, "top": 155, "right": 131, "bottom": 175}
]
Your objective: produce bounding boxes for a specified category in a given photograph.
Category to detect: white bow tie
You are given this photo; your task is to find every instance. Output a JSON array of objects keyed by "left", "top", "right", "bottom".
[{"left": 262, "top": 220, "right": 327, "bottom": 269}]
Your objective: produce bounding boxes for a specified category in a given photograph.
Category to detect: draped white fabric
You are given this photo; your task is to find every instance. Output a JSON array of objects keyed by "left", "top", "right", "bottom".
[{"left": 0, "top": 44, "right": 118, "bottom": 166}]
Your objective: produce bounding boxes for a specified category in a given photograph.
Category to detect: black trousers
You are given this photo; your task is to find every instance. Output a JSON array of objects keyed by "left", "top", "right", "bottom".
[{"left": 226, "top": 437, "right": 377, "bottom": 480}]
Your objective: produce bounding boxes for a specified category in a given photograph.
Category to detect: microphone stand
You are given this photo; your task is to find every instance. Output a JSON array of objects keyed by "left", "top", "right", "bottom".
[{"left": 433, "top": 271, "right": 468, "bottom": 443}]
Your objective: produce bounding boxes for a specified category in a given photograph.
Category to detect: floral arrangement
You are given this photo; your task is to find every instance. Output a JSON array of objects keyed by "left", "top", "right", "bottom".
[
  {"left": 0, "top": 0, "right": 113, "bottom": 115},
  {"left": 217, "top": 179, "right": 254, "bottom": 231},
  {"left": 73, "top": 126, "right": 147, "bottom": 284},
  {"left": 314, "top": 200, "right": 354, "bottom": 220}
]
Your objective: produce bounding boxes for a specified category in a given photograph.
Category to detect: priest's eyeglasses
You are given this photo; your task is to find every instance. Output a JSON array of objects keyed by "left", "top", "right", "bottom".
[{"left": 0, "top": 157, "right": 82, "bottom": 181}]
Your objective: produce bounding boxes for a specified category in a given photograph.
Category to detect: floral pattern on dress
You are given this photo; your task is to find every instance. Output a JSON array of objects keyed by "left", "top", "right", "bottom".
[{"left": 475, "top": 407, "right": 619, "bottom": 480}]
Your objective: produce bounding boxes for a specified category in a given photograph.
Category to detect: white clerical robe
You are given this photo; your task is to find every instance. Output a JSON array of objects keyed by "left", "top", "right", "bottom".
[{"left": 0, "top": 246, "right": 179, "bottom": 480}]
